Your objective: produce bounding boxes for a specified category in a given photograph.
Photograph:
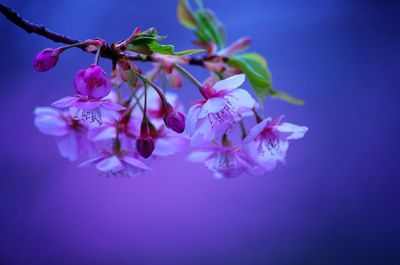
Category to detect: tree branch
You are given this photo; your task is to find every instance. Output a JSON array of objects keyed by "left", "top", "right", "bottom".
[{"left": 0, "top": 3, "right": 205, "bottom": 65}]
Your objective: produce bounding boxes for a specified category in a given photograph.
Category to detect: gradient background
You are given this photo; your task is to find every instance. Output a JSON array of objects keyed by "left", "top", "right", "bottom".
[{"left": 1, "top": 0, "right": 399, "bottom": 264}]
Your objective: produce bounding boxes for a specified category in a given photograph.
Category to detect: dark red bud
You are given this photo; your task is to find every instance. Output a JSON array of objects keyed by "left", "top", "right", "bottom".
[
  {"left": 136, "top": 137, "right": 155, "bottom": 159},
  {"left": 164, "top": 111, "right": 186, "bottom": 133}
]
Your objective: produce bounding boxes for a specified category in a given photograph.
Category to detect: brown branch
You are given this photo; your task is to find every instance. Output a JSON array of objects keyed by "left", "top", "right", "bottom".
[{"left": 0, "top": 3, "right": 206, "bottom": 65}]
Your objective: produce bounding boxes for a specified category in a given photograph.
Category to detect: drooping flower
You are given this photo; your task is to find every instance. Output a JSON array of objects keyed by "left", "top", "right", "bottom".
[
  {"left": 163, "top": 103, "right": 186, "bottom": 133},
  {"left": 188, "top": 145, "right": 252, "bottom": 179},
  {"left": 51, "top": 66, "right": 126, "bottom": 125},
  {"left": 242, "top": 116, "right": 308, "bottom": 173},
  {"left": 186, "top": 74, "right": 255, "bottom": 145},
  {"left": 79, "top": 150, "right": 151, "bottom": 177},
  {"left": 34, "top": 107, "right": 94, "bottom": 161},
  {"left": 33, "top": 48, "right": 61, "bottom": 72}
]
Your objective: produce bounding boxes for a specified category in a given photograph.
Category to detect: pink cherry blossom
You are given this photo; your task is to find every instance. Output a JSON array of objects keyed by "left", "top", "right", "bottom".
[
  {"left": 242, "top": 116, "right": 308, "bottom": 174},
  {"left": 186, "top": 74, "right": 255, "bottom": 145},
  {"left": 79, "top": 150, "right": 151, "bottom": 177},
  {"left": 51, "top": 66, "right": 125, "bottom": 125},
  {"left": 188, "top": 145, "right": 252, "bottom": 179},
  {"left": 34, "top": 107, "right": 95, "bottom": 161}
]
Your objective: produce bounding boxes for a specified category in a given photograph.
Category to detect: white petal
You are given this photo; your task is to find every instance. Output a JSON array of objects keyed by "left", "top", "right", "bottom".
[
  {"left": 225, "top": 88, "right": 255, "bottom": 114},
  {"left": 34, "top": 107, "right": 69, "bottom": 136},
  {"left": 120, "top": 156, "right": 151, "bottom": 170},
  {"left": 87, "top": 125, "right": 116, "bottom": 142},
  {"left": 277, "top": 123, "right": 308, "bottom": 140},
  {"left": 198, "top": 97, "right": 227, "bottom": 118},
  {"left": 187, "top": 151, "right": 213, "bottom": 163},
  {"left": 186, "top": 104, "right": 201, "bottom": 136},
  {"left": 213, "top": 74, "right": 246, "bottom": 92},
  {"left": 55, "top": 133, "right": 78, "bottom": 161},
  {"left": 96, "top": 156, "right": 124, "bottom": 172}
]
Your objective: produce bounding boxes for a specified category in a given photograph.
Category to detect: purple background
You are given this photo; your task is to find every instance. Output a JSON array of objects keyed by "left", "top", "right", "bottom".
[{"left": 1, "top": 0, "right": 399, "bottom": 264}]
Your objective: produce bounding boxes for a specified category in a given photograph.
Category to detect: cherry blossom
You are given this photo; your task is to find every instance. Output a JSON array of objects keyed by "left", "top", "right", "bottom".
[
  {"left": 188, "top": 145, "right": 252, "bottom": 179},
  {"left": 51, "top": 66, "right": 125, "bottom": 125},
  {"left": 79, "top": 150, "right": 151, "bottom": 177},
  {"left": 186, "top": 74, "right": 255, "bottom": 145},
  {"left": 34, "top": 107, "right": 94, "bottom": 161},
  {"left": 242, "top": 116, "right": 308, "bottom": 173}
]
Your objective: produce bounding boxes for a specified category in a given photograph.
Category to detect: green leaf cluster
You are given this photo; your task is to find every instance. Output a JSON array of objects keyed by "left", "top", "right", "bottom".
[
  {"left": 127, "top": 27, "right": 204, "bottom": 56},
  {"left": 177, "top": 0, "right": 226, "bottom": 49}
]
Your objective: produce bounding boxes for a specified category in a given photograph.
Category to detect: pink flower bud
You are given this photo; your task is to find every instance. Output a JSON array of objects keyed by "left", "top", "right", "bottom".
[
  {"left": 74, "top": 65, "right": 111, "bottom": 99},
  {"left": 164, "top": 111, "right": 186, "bottom": 133},
  {"left": 136, "top": 137, "right": 155, "bottom": 159},
  {"left": 33, "top": 48, "right": 60, "bottom": 72}
]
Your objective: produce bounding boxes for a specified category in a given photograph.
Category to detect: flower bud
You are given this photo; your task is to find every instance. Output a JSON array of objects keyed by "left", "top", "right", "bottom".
[
  {"left": 74, "top": 65, "right": 111, "bottom": 99},
  {"left": 136, "top": 119, "right": 155, "bottom": 158},
  {"left": 164, "top": 111, "right": 186, "bottom": 133},
  {"left": 136, "top": 137, "right": 155, "bottom": 159},
  {"left": 33, "top": 48, "right": 61, "bottom": 72}
]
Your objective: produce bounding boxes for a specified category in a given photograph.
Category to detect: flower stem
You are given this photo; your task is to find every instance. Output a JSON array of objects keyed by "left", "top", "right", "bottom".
[
  {"left": 173, "top": 63, "right": 202, "bottom": 88},
  {"left": 94, "top": 46, "right": 101, "bottom": 65},
  {"left": 138, "top": 73, "right": 168, "bottom": 112}
]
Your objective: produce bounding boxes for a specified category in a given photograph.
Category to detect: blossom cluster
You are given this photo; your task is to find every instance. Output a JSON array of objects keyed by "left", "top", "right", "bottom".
[{"left": 31, "top": 1, "right": 307, "bottom": 179}]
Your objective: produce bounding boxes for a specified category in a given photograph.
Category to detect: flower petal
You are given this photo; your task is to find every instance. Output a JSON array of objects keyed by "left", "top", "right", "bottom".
[
  {"left": 198, "top": 97, "right": 227, "bottom": 118},
  {"left": 187, "top": 151, "right": 213, "bottom": 163},
  {"left": 100, "top": 101, "right": 126, "bottom": 111},
  {"left": 225, "top": 88, "right": 255, "bottom": 114},
  {"left": 34, "top": 107, "right": 69, "bottom": 136},
  {"left": 276, "top": 123, "right": 308, "bottom": 140},
  {"left": 213, "top": 74, "right": 246, "bottom": 92},
  {"left": 96, "top": 155, "right": 124, "bottom": 172},
  {"left": 87, "top": 125, "right": 116, "bottom": 141},
  {"left": 51, "top": 96, "right": 79, "bottom": 108},
  {"left": 120, "top": 156, "right": 151, "bottom": 170},
  {"left": 242, "top": 118, "right": 271, "bottom": 144},
  {"left": 55, "top": 133, "right": 78, "bottom": 161}
]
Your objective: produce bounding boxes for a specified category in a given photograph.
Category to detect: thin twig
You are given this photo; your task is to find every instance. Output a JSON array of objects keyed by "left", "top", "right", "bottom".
[{"left": 0, "top": 3, "right": 208, "bottom": 65}]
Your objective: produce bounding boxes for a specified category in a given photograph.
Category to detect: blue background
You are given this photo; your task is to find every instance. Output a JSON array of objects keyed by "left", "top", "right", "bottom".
[{"left": 0, "top": 0, "right": 399, "bottom": 264}]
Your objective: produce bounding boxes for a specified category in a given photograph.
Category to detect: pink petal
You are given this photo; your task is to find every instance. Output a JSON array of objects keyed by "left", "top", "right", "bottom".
[
  {"left": 100, "top": 101, "right": 126, "bottom": 111},
  {"left": 242, "top": 118, "right": 271, "bottom": 144},
  {"left": 51, "top": 96, "right": 79, "bottom": 108},
  {"left": 213, "top": 74, "right": 245, "bottom": 92},
  {"left": 73, "top": 100, "right": 103, "bottom": 110}
]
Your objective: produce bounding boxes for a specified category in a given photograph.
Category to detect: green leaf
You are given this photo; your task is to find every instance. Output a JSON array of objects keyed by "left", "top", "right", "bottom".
[
  {"left": 177, "top": 0, "right": 197, "bottom": 29},
  {"left": 194, "top": 9, "right": 226, "bottom": 49},
  {"left": 228, "top": 53, "right": 304, "bottom": 105},
  {"left": 127, "top": 27, "right": 166, "bottom": 55},
  {"left": 148, "top": 42, "right": 205, "bottom": 56}
]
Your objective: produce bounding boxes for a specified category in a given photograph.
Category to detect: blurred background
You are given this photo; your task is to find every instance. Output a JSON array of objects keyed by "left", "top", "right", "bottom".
[{"left": 0, "top": 0, "right": 399, "bottom": 264}]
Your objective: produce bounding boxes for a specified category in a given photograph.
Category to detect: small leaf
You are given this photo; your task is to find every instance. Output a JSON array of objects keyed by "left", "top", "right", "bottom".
[
  {"left": 228, "top": 53, "right": 303, "bottom": 105},
  {"left": 177, "top": 0, "right": 197, "bottom": 30},
  {"left": 269, "top": 90, "right": 304, "bottom": 105},
  {"left": 194, "top": 9, "right": 226, "bottom": 49},
  {"left": 127, "top": 27, "right": 166, "bottom": 55},
  {"left": 148, "top": 42, "right": 205, "bottom": 56}
]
